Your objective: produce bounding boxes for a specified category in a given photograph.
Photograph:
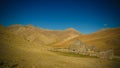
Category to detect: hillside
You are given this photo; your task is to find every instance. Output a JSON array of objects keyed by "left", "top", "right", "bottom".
[
  {"left": 5, "top": 24, "right": 120, "bottom": 55},
  {"left": 7, "top": 24, "right": 81, "bottom": 46},
  {"left": 79, "top": 28, "right": 120, "bottom": 55},
  {"left": 52, "top": 27, "right": 120, "bottom": 56},
  {"left": 0, "top": 25, "right": 120, "bottom": 68}
]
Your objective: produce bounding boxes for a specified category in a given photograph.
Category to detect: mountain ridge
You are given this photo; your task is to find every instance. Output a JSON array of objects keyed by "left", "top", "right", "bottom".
[{"left": 0, "top": 24, "right": 120, "bottom": 55}]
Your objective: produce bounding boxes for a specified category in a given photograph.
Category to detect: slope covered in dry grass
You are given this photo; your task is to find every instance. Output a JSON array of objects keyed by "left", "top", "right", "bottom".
[
  {"left": 52, "top": 27, "right": 120, "bottom": 56},
  {"left": 0, "top": 39, "right": 120, "bottom": 68},
  {"left": 79, "top": 28, "right": 120, "bottom": 55},
  {"left": 0, "top": 25, "right": 120, "bottom": 68}
]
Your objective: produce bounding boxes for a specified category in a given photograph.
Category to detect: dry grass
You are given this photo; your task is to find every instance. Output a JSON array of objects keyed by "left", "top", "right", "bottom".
[
  {"left": 0, "top": 26, "right": 120, "bottom": 68},
  {"left": 0, "top": 42, "right": 120, "bottom": 68}
]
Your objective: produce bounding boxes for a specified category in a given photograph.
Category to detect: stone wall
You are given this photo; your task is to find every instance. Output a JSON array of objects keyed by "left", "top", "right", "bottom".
[{"left": 51, "top": 40, "right": 114, "bottom": 59}]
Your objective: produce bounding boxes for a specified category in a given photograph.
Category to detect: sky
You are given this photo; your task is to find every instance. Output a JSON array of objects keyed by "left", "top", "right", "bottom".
[{"left": 0, "top": 0, "right": 120, "bottom": 34}]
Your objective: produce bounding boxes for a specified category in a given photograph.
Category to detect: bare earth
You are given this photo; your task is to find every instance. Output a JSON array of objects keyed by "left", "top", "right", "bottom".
[{"left": 0, "top": 44, "right": 120, "bottom": 68}]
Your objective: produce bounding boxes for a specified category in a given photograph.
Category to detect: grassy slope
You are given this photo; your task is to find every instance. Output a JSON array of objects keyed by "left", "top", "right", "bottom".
[
  {"left": 0, "top": 38, "right": 120, "bottom": 68},
  {"left": 1, "top": 42, "right": 120, "bottom": 68},
  {"left": 0, "top": 27, "right": 120, "bottom": 68},
  {"left": 52, "top": 28, "right": 120, "bottom": 56},
  {"left": 79, "top": 28, "right": 120, "bottom": 55}
]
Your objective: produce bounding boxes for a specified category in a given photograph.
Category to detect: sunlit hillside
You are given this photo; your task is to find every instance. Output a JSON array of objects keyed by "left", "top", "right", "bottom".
[
  {"left": 0, "top": 25, "right": 120, "bottom": 68},
  {"left": 79, "top": 28, "right": 120, "bottom": 55},
  {"left": 53, "top": 27, "right": 120, "bottom": 56}
]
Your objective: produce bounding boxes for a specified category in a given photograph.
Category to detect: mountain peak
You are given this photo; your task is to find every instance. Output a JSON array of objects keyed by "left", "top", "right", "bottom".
[
  {"left": 66, "top": 28, "right": 76, "bottom": 31},
  {"left": 65, "top": 28, "right": 82, "bottom": 35},
  {"left": 25, "top": 24, "right": 35, "bottom": 28}
]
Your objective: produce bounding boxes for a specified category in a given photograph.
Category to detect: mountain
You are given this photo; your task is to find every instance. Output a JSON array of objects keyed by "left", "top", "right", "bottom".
[
  {"left": 5, "top": 24, "right": 81, "bottom": 46},
  {"left": 52, "top": 27, "right": 120, "bottom": 55},
  {"left": 0, "top": 24, "right": 120, "bottom": 68},
  {"left": 0, "top": 24, "right": 120, "bottom": 56},
  {"left": 78, "top": 27, "right": 120, "bottom": 55}
]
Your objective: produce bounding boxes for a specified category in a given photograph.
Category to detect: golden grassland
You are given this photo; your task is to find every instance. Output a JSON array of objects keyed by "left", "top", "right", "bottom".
[
  {"left": 0, "top": 40, "right": 120, "bottom": 68},
  {"left": 0, "top": 26, "right": 120, "bottom": 68}
]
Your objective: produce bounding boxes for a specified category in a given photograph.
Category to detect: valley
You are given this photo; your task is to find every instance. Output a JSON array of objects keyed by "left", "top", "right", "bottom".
[{"left": 0, "top": 25, "right": 120, "bottom": 68}]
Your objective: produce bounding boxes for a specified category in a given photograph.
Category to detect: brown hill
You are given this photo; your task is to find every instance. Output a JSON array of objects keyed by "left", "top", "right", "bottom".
[
  {"left": 1, "top": 24, "right": 120, "bottom": 55},
  {"left": 53, "top": 27, "right": 120, "bottom": 55},
  {"left": 79, "top": 27, "right": 120, "bottom": 55},
  {"left": 6, "top": 24, "right": 81, "bottom": 46}
]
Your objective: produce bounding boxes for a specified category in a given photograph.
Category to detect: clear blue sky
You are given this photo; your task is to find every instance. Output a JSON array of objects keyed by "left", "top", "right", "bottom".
[{"left": 0, "top": 0, "right": 120, "bottom": 34}]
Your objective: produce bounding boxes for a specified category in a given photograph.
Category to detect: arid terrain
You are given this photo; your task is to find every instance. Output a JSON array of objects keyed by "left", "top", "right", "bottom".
[{"left": 0, "top": 25, "right": 120, "bottom": 68}]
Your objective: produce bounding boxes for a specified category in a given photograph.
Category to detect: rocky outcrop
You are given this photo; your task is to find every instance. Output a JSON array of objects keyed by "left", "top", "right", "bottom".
[{"left": 52, "top": 40, "right": 114, "bottom": 59}]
